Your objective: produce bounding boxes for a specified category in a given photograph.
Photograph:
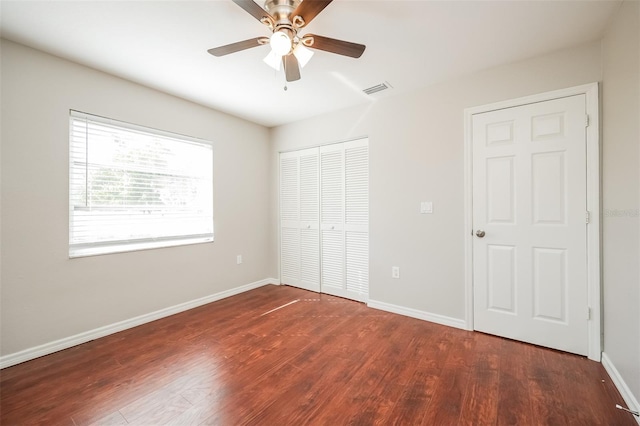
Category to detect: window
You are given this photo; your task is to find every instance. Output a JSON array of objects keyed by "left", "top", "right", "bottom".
[{"left": 69, "top": 111, "right": 213, "bottom": 257}]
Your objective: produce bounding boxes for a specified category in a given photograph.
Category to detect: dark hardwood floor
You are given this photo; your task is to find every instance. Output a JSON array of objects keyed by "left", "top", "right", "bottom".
[{"left": 0, "top": 284, "right": 634, "bottom": 425}]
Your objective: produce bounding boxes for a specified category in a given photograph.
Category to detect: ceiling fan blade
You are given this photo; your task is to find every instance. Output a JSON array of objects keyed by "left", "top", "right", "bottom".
[
  {"left": 208, "top": 37, "right": 269, "bottom": 57},
  {"left": 303, "top": 34, "right": 366, "bottom": 58},
  {"left": 232, "top": 0, "right": 273, "bottom": 23},
  {"left": 291, "top": 0, "right": 333, "bottom": 27},
  {"left": 284, "top": 54, "right": 301, "bottom": 82}
]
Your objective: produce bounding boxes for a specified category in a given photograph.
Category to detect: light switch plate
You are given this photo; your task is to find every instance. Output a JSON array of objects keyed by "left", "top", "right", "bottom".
[{"left": 420, "top": 201, "right": 433, "bottom": 214}]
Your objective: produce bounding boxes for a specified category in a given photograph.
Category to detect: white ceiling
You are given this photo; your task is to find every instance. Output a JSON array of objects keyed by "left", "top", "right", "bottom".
[{"left": 0, "top": 0, "right": 621, "bottom": 127}]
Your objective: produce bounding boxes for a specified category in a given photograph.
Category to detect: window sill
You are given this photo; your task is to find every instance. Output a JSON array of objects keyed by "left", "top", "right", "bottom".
[{"left": 69, "top": 235, "right": 214, "bottom": 258}]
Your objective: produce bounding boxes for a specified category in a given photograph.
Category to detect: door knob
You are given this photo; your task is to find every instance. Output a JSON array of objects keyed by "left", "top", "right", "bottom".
[{"left": 476, "top": 229, "right": 485, "bottom": 238}]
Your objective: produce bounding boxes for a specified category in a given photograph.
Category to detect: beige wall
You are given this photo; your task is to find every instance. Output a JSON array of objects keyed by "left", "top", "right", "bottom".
[
  {"left": 270, "top": 41, "right": 602, "bottom": 321},
  {"left": 0, "top": 40, "right": 272, "bottom": 356},
  {"left": 602, "top": 0, "right": 640, "bottom": 404}
]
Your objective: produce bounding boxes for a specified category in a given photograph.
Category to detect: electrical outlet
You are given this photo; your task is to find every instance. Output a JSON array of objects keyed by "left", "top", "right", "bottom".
[
  {"left": 237, "top": 255, "right": 242, "bottom": 265},
  {"left": 392, "top": 266, "right": 400, "bottom": 279}
]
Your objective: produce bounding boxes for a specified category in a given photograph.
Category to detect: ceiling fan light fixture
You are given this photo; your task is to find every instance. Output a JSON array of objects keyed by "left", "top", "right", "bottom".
[
  {"left": 293, "top": 43, "right": 314, "bottom": 68},
  {"left": 208, "top": 0, "right": 367, "bottom": 83},
  {"left": 263, "top": 49, "right": 282, "bottom": 71},
  {"left": 269, "top": 31, "right": 292, "bottom": 56}
]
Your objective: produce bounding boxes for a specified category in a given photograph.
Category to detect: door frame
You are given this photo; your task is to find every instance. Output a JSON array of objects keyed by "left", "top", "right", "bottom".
[{"left": 463, "top": 83, "right": 601, "bottom": 361}]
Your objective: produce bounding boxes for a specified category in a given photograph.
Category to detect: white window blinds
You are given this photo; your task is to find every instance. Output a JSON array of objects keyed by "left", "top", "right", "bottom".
[{"left": 69, "top": 111, "right": 214, "bottom": 257}]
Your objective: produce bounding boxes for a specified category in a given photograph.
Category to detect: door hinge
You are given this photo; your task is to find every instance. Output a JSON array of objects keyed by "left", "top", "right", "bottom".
[
  {"left": 586, "top": 210, "right": 591, "bottom": 224},
  {"left": 587, "top": 306, "right": 591, "bottom": 320},
  {"left": 585, "top": 114, "right": 590, "bottom": 127}
]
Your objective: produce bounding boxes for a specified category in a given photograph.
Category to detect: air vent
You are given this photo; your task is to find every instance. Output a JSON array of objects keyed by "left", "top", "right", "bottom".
[{"left": 363, "top": 81, "right": 392, "bottom": 95}]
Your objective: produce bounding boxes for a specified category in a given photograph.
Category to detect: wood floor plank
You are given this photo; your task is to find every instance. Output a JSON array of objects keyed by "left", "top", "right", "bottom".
[
  {"left": 543, "top": 347, "right": 634, "bottom": 425},
  {"left": 495, "top": 337, "right": 534, "bottom": 425},
  {"left": 458, "top": 333, "right": 501, "bottom": 425},
  {"left": 417, "top": 329, "right": 476, "bottom": 425},
  {"left": 88, "top": 410, "right": 128, "bottom": 426},
  {"left": 203, "top": 300, "right": 367, "bottom": 424},
  {"left": 119, "top": 387, "right": 192, "bottom": 424},
  {"left": 164, "top": 404, "right": 220, "bottom": 426},
  {"left": 1, "top": 284, "right": 635, "bottom": 426},
  {"left": 253, "top": 320, "right": 392, "bottom": 424},
  {"left": 309, "top": 322, "right": 418, "bottom": 424}
]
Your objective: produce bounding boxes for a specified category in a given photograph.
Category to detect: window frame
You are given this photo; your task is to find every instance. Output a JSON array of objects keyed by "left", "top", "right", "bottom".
[{"left": 68, "top": 110, "right": 214, "bottom": 258}]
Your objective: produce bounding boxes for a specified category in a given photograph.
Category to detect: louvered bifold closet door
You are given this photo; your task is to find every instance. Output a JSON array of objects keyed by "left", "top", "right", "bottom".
[
  {"left": 319, "top": 139, "right": 369, "bottom": 301},
  {"left": 298, "top": 148, "right": 320, "bottom": 292},
  {"left": 280, "top": 151, "right": 300, "bottom": 288},
  {"left": 280, "top": 148, "right": 320, "bottom": 292},
  {"left": 320, "top": 144, "right": 346, "bottom": 298},
  {"left": 281, "top": 140, "right": 368, "bottom": 301},
  {"left": 344, "top": 139, "right": 369, "bottom": 302}
]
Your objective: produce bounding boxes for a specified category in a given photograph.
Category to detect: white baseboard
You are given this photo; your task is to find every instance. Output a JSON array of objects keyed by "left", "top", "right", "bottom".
[
  {"left": 602, "top": 352, "right": 640, "bottom": 425},
  {"left": 367, "top": 299, "right": 467, "bottom": 330},
  {"left": 0, "top": 278, "right": 278, "bottom": 369}
]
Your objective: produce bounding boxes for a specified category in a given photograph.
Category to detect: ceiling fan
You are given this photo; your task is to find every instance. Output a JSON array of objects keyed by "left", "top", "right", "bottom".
[{"left": 208, "top": 0, "right": 366, "bottom": 82}]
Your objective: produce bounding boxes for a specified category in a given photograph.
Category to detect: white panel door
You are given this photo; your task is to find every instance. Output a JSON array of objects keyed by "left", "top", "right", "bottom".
[
  {"left": 280, "top": 148, "right": 320, "bottom": 292},
  {"left": 472, "top": 95, "right": 588, "bottom": 355}
]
